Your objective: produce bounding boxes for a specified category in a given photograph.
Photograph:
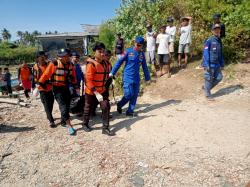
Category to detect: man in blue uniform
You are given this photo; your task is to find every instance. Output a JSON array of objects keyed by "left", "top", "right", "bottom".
[
  {"left": 202, "top": 23, "right": 224, "bottom": 100},
  {"left": 109, "top": 36, "right": 151, "bottom": 116}
]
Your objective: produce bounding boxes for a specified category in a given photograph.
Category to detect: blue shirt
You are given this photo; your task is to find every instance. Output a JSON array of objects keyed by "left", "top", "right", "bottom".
[
  {"left": 73, "top": 63, "right": 84, "bottom": 87},
  {"left": 111, "top": 47, "right": 151, "bottom": 83},
  {"left": 202, "top": 35, "right": 224, "bottom": 69}
]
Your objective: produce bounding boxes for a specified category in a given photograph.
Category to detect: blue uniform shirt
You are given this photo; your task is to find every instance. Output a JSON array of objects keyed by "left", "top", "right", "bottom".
[
  {"left": 111, "top": 47, "right": 151, "bottom": 83},
  {"left": 202, "top": 35, "right": 224, "bottom": 69},
  {"left": 73, "top": 63, "right": 84, "bottom": 87}
]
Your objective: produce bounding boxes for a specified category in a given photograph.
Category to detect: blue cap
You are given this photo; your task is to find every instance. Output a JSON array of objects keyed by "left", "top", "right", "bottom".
[
  {"left": 213, "top": 13, "right": 221, "bottom": 19},
  {"left": 71, "top": 51, "right": 80, "bottom": 57},
  {"left": 57, "top": 48, "right": 70, "bottom": 57},
  {"left": 135, "top": 36, "right": 144, "bottom": 44}
]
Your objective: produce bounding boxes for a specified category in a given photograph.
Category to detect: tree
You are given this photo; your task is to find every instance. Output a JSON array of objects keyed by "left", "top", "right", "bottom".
[
  {"left": 1, "top": 28, "right": 11, "bottom": 41},
  {"left": 99, "top": 21, "right": 116, "bottom": 51}
]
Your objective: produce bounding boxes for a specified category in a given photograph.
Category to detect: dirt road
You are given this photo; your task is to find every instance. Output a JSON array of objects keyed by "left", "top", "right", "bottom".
[{"left": 0, "top": 62, "right": 249, "bottom": 187}]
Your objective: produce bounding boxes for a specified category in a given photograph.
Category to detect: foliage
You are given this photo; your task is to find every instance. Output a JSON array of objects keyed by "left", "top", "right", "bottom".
[
  {"left": 1, "top": 28, "right": 11, "bottom": 41},
  {"left": 98, "top": 21, "right": 116, "bottom": 52},
  {"left": 0, "top": 42, "right": 36, "bottom": 63},
  {"left": 108, "top": 0, "right": 250, "bottom": 63}
]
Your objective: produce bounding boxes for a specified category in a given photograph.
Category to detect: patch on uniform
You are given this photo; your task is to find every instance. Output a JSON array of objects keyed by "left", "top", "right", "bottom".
[
  {"left": 129, "top": 52, "right": 134, "bottom": 57},
  {"left": 211, "top": 42, "right": 217, "bottom": 51},
  {"left": 139, "top": 54, "right": 144, "bottom": 59},
  {"left": 204, "top": 45, "right": 208, "bottom": 49}
]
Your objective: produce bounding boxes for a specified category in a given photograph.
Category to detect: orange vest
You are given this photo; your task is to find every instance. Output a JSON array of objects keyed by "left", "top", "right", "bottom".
[
  {"left": 19, "top": 65, "right": 32, "bottom": 81},
  {"left": 33, "top": 63, "right": 52, "bottom": 91},
  {"left": 39, "top": 60, "right": 77, "bottom": 87},
  {"left": 85, "top": 58, "right": 110, "bottom": 95}
]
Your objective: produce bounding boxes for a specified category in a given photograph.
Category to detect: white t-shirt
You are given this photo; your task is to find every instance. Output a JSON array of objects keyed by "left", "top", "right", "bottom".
[
  {"left": 179, "top": 25, "right": 192, "bottom": 44},
  {"left": 156, "top": 33, "right": 170, "bottom": 54},
  {"left": 166, "top": 26, "right": 176, "bottom": 43},
  {"left": 146, "top": 31, "right": 156, "bottom": 51}
]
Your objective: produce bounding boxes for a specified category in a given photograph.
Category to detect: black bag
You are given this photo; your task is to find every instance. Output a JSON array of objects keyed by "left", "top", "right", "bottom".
[{"left": 70, "top": 96, "right": 84, "bottom": 114}]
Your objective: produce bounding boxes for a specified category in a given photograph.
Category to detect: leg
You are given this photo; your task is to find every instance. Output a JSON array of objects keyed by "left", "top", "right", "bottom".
[
  {"left": 82, "top": 93, "right": 96, "bottom": 131},
  {"left": 127, "top": 83, "right": 139, "bottom": 115},
  {"left": 204, "top": 69, "right": 215, "bottom": 97},
  {"left": 211, "top": 68, "right": 223, "bottom": 90},
  {"left": 24, "top": 89, "right": 29, "bottom": 99},
  {"left": 53, "top": 87, "right": 71, "bottom": 127},
  {"left": 40, "top": 91, "right": 55, "bottom": 127},
  {"left": 117, "top": 82, "right": 133, "bottom": 109},
  {"left": 184, "top": 53, "right": 188, "bottom": 67}
]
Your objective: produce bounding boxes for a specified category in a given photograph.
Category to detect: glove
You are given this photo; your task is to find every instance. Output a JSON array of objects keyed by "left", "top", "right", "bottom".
[
  {"left": 94, "top": 91, "right": 103, "bottom": 102},
  {"left": 109, "top": 73, "right": 113, "bottom": 78}
]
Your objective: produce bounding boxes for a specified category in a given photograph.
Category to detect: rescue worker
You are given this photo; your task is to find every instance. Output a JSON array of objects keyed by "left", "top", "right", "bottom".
[
  {"left": 33, "top": 51, "right": 56, "bottom": 128},
  {"left": 109, "top": 36, "right": 151, "bottom": 116},
  {"left": 212, "top": 13, "right": 225, "bottom": 38},
  {"left": 18, "top": 61, "right": 32, "bottom": 99},
  {"left": 92, "top": 49, "right": 113, "bottom": 117},
  {"left": 202, "top": 24, "right": 224, "bottom": 100},
  {"left": 82, "top": 42, "right": 115, "bottom": 136},
  {"left": 39, "top": 48, "right": 78, "bottom": 135}
]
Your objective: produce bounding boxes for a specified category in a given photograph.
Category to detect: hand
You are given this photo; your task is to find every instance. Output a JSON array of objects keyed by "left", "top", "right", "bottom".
[
  {"left": 109, "top": 73, "right": 113, "bottom": 78},
  {"left": 75, "top": 88, "right": 80, "bottom": 95},
  {"left": 94, "top": 91, "right": 103, "bottom": 102}
]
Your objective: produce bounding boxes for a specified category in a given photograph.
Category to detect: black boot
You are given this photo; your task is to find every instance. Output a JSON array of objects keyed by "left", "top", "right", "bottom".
[
  {"left": 117, "top": 104, "right": 122, "bottom": 114},
  {"left": 82, "top": 123, "right": 92, "bottom": 132},
  {"left": 102, "top": 128, "right": 115, "bottom": 136},
  {"left": 60, "top": 120, "right": 66, "bottom": 127},
  {"left": 49, "top": 122, "right": 57, "bottom": 128}
]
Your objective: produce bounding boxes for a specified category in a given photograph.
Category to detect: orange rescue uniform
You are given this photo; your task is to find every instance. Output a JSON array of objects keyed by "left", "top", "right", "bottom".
[{"left": 33, "top": 63, "right": 52, "bottom": 92}]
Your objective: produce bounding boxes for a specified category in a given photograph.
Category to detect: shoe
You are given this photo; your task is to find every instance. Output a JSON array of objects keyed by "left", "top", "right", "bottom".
[
  {"left": 202, "top": 85, "right": 205, "bottom": 90},
  {"left": 82, "top": 124, "right": 92, "bottom": 132},
  {"left": 61, "top": 121, "right": 67, "bottom": 127},
  {"left": 126, "top": 112, "right": 137, "bottom": 117},
  {"left": 49, "top": 122, "right": 57, "bottom": 128},
  {"left": 68, "top": 127, "right": 76, "bottom": 135},
  {"left": 117, "top": 104, "right": 122, "bottom": 114},
  {"left": 206, "top": 96, "right": 215, "bottom": 101},
  {"left": 102, "top": 128, "right": 115, "bottom": 136}
]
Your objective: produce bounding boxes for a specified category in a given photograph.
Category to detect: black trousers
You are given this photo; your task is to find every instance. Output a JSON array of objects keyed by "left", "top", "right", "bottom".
[
  {"left": 24, "top": 89, "right": 30, "bottom": 98},
  {"left": 7, "top": 85, "right": 12, "bottom": 94},
  {"left": 40, "top": 90, "right": 54, "bottom": 123},
  {"left": 53, "top": 86, "right": 71, "bottom": 122},
  {"left": 83, "top": 91, "right": 110, "bottom": 128}
]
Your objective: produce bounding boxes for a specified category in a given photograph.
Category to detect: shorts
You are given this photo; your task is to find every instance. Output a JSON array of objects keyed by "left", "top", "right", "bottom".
[
  {"left": 178, "top": 43, "right": 190, "bottom": 54},
  {"left": 158, "top": 54, "right": 169, "bottom": 65},
  {"left": 146, "top": 51, "right": 156, "bottom": 64},
  {"left": 169, "top": 42, "right": 175, "bottom": 53}
]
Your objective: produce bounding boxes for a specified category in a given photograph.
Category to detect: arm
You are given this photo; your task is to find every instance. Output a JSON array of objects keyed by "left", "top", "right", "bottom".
[
  {"left": 38, "top": 62, "right": 54, "bottom": 84},
  {"left": 110, "top": 52, "right": 128, "bottom": 76},
  {"left": 202, "top": 39, "right": 210, "bottom": 69},
  {"left": 141, "top": 53, "right": 151, "bottom": 81},
  {"left": 85, "top": 63, "right": 96, "bottom": 92}
]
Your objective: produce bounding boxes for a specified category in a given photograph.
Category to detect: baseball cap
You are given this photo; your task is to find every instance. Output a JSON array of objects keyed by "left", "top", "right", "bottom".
[{"left": 135, "top": 36, "right": 145, "bottom": 44}]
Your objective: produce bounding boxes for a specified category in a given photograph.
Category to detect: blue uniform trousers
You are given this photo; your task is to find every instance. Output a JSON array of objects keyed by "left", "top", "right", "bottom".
[
  {"left": 204, "top": 68, "right": 223, "bottom": 97},
  {"left": 118, "top": 82, "right": 140, "bottom": 114}
]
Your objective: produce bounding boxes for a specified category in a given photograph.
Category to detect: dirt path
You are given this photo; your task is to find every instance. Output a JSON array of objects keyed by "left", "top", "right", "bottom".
[{"left": 0, "top": 62, "right": 249, "bottom": 187}]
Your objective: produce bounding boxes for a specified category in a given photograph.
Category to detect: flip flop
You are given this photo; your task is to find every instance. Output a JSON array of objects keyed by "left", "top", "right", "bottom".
[{"left": 68, "top": 127, "right": 76, "bottom": 135}]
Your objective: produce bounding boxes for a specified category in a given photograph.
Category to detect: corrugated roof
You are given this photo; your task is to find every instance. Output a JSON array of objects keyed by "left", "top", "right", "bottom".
[
  {"left": 81, "top": 24, "right": 100, "bottom": 36},
  {"left": 36, "top": 32, "right": 86, "bottom": 38}
]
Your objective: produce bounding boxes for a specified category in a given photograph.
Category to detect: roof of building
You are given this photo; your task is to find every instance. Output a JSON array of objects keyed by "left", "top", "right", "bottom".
[
  {"left": 36, "top": 32, "right": 86, "bottom": 38},
  {"left": 81, "top": 24, "right": 100, "bottom": 36}
]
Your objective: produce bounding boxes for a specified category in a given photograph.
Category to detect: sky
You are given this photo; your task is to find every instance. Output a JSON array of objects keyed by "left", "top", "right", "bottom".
[{"left": 0, "top": 0, "right": 121, "bottom": 41}]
